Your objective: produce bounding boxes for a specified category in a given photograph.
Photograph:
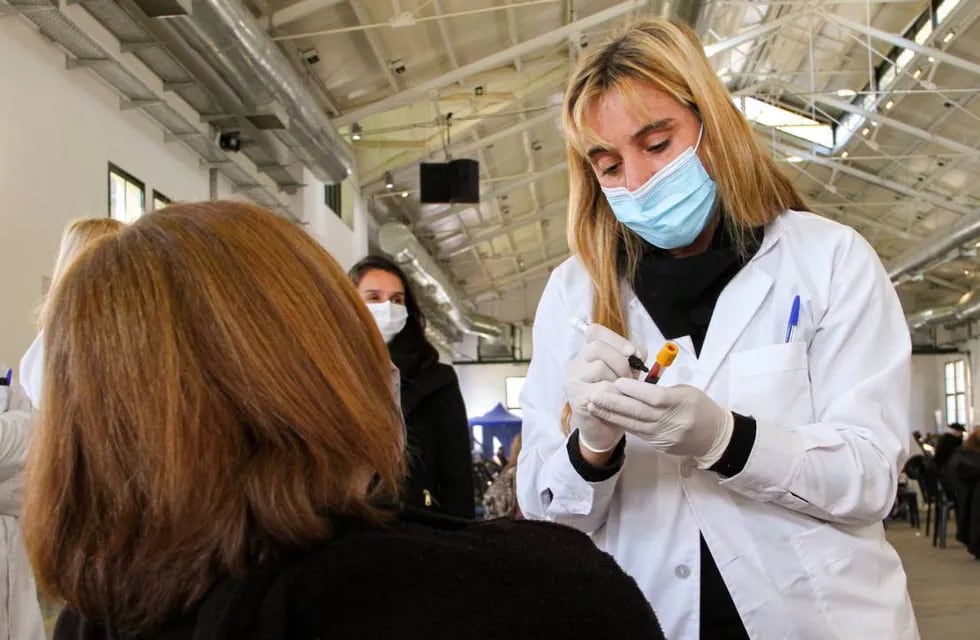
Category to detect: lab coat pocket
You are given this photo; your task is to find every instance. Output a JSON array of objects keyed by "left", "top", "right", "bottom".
[
  {"left": 791, "top": 524, "right": 914, "bottom": 637},
  {"left": 728, "top": 342, "right": 813, "bottom": 425}
]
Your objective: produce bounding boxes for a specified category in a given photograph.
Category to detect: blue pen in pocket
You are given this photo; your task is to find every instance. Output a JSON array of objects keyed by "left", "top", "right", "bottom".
[{"left": 784, "top": 296, "right": 801, "bottom": 343}]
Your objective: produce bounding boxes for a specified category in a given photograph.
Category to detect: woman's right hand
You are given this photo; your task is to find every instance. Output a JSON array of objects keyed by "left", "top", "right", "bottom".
[{"left": 564, "top": 324, "right": 644, "bottom": 459}]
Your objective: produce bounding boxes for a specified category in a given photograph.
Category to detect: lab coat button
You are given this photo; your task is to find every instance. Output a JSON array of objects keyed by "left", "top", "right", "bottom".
[{"left": 675, "top": 564, "right": 691, "bottom": 579}]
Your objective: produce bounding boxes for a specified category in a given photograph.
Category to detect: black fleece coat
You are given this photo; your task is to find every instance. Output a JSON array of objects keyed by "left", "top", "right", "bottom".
[
  {"left": 389, "top": 321, "right": 475, "bottom": 519},
  {"left": 948, "top": 448, "right": 980, "bottom": 558},
  {"left": 53, "top": 509, "right": 665, "bottom": 640}
]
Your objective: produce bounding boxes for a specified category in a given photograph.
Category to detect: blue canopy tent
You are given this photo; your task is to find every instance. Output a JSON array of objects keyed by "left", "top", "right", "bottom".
[{"left": 469, "top": 403, "right": 522, "bottom": 459}]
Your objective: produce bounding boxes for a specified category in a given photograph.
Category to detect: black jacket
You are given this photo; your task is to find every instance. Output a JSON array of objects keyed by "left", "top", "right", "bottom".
[
  {"left": 934, "top": 432, "right": 963, "bottom": 469},
  {"left": 389, "top": 321, "right": 475, "bottom": 518},
  {"left": 54, "top": 509, "right": 664, "bottom": 640},
  {"left": 948, "top": 448, "right": 980, "bottom": 557}
]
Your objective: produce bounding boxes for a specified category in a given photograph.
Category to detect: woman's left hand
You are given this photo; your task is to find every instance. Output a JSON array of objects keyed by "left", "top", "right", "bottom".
[{"left": 587, "top": 378, "right": 734, "bottom": 464}]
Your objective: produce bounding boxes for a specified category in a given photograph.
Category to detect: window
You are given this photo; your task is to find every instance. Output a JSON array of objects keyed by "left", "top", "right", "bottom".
[
  {"left": 152, "top": 190, "right": 171, "bottom": 211},
  {"left": 108, "top": 164, "right": 144, "bottom": 222},
  {"left": 505, "top": 376, "right": 526, "bottom": 412},
  {"left": 944, "top": 359, "right": 969, "bottom": 425}
]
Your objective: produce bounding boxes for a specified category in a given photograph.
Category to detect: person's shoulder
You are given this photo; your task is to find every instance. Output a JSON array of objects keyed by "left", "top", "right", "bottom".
[
  {"left": 774, "top": 209, "right": 880, "bottom": 265},
  {"left": 776, "top": 209, "right": 860, "bottom": 245}
]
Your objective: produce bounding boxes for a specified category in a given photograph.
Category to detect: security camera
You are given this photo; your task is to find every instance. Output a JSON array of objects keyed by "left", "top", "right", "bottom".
[
  {"left": 300, "top": 47, "right": 320, "bottom": 65},
  {"left": 388, "top": 58, "right": 406, "bottom": 74},
  {"left": 218, "top": 130, "right": 241, "bottom": 152}
]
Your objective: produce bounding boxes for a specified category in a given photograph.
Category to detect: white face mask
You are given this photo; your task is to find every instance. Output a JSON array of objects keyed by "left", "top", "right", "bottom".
[
  {"left": 367, "top": 301, "right": 409, "bottom": 343},
  {"left": 19, "top": 331, "right": 44, "bottom": 408}
]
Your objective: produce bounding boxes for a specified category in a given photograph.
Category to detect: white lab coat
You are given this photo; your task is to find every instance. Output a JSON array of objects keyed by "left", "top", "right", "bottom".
[
  {"left": 517, "top": 210, "right": 918, "bottom": 640},
  {"left": 0, "top": 365, "right": 45, "bottom": 640}
]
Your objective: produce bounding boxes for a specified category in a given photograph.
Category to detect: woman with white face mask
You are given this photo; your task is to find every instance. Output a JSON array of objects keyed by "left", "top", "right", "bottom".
[
  {"left": 518, "top": 18, "right": 917, "bottom": 640},
  {"left": 350, "top": 256, "right": 475, "bottom": 519}
]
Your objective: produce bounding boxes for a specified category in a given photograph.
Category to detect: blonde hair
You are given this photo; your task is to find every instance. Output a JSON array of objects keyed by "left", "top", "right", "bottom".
[
  {"left": 24, "top": 201, "right": 405, "bottom": 633},
  {"left": 52, "top": 217, "right": 125, "bottom": 283},
  {"left": 559, "top": 19, "right": 806, "bottom": 430}
]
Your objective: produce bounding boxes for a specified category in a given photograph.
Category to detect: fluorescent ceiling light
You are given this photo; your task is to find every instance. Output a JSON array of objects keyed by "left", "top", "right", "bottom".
[
  {"left": 835, "top": 88, "right": 857, "bottom": 98},
  {"left": 913, "top": 69, "right": 923, "bottom": 79},
  {"left": 735, "top": 96, "right": 834, "bottom": 148},
  {"left": 841, "top": 150, "right": 849, "bottom": 158},
  {"left": 943, "top": 31, "right": 955, "bottom": 44},
  {"left": 862, "top": 127, "right": 870, "bottom": 136},
  {"left": 786, "top": 156, "right": 803, "bottom": 163},
  {"left": 885, "top": 100, "right": 894, "bottom": 109}
]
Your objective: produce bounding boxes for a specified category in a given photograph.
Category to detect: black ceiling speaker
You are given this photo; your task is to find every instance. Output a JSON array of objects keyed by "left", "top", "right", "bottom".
[{"left": 419, "top": 159, "right": 480, "bottom": 204}]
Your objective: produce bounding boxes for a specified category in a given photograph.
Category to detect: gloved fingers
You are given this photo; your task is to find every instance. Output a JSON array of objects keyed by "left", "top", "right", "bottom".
[
  {"left": 585, "top": 323, "right": 643, "bottom": 359},
  {"left": 581, "top": 340, "right": 635, "bottom": 379},
  {"left": 587, "top": 388, "right": 666, "bottom": 424},
  {"left": 612, "top": 378, "right": 684, "bottom": 408},
  {"left": 575, "top": 359, "right": 620, "bottom": 384},
  {"left": 585, "top": 399, "right": 648, "bottom": 434}
]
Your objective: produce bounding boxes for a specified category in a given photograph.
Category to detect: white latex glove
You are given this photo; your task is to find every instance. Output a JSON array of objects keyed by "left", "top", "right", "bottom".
[
  {"left": 564, "top": 324, "right": 646, "bottom": 453},
  {"left": 587, "top": 378, "right": 734, "bottom": 467}
]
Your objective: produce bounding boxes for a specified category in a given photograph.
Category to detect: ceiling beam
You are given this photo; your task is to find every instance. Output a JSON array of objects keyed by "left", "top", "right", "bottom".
[
  {"left": 333, "top": 0, "right": 644, "bottom": 127},
  {"left": 788, "top": 85, "right": 980, "bottom": 158},
  {"left": 771, "top": 143, "right": 974, "bottom": 217},
  {"left": 348, "top": 0, "right": 399, "bottom": 93},
  {"left": 703, "top": 12, "right": 802, "bottom": 58},
  {"left": 269, "top": 0, "right": 346, "bottom": 29},
  {"left": 365, "top": 106, "right": 559, "bottom": 184},
  {"left": 440, "top": 200, "right": 569, "bottom": 258},
  {"left": 820, "top": 10, "right": 980, "bottom": 78}
]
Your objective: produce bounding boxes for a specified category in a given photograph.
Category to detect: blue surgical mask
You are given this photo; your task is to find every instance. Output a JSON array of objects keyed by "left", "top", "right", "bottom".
[{"left": 601, "top": 126, "right": 718, "bottom": 250}]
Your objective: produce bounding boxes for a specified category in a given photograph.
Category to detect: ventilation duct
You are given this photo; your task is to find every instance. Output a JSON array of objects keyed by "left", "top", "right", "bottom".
[
  {"left": 887, "top": 211, "right": 980, "bottom": 282},
  {"left": 146, "top": 0, "right": 353, "bottom": 183},
  {"left": 378, "top": 222, "right": 510, "bottom": 344},
  {"left": 907, "top": 290, "right": 980, "bottom": 330}
]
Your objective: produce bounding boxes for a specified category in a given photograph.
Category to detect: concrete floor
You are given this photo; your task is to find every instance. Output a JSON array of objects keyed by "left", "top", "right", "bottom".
[{"left": 887, "top": 519, "right": 980, "bottom": 639}]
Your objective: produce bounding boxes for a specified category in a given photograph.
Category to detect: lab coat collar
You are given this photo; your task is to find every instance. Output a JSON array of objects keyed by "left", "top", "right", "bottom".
[{"left": 693, "top": 214, "right": 785, "bottom": 388}]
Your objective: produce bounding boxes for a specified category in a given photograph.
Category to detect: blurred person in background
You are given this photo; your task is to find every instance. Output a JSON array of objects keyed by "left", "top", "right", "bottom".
[
  {"left": 19, "top": 217, "right": 125, "bottom": 408},
  {"left": 484, "top": 434, "right": 522, "bottom": 520},
  {"left": 350, "top": 255, "right": 475, "bottom": 519},
  {"left": 0, "top": 365, "right": 44, "bottom": 640},
  {"left": 25, "top": 201, "right": 662, "bottom": 640}
]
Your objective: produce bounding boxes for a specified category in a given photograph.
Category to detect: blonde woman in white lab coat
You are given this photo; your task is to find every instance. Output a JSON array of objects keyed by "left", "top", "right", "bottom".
[
  {"left": 0, "top": 366, "right": 44, "bottom": 640},
  {"left": 19, "top": 217, "right": 125, "bottom": 407},
  {"left": 517, "top": 19, "right": 918, "bottom": 640}
]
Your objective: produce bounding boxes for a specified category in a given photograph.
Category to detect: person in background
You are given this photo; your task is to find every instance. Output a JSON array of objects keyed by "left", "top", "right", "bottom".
[
  {"left": 19, "top": 217, "right": 125, "bottom": 408},
  {"left": 350, "top": 255, "right": 475, "bottom": 519},
  {"left": 946, "top": 427, "right": 980, "bottom": 558},
  {"left": 0, "top": 365, "right": 45, "bottom": 640},
  {"left": 933, "top": 422, "right": 965, "bottom": 469},
  {"left": 484, "top": 434, "right": 522, "bottom": 520},
  {"left": 24, "top": 201, "right": 663, "bottom": 640},
  {"left": 518, "top": 18, "right": 916, "bottom": 640}
]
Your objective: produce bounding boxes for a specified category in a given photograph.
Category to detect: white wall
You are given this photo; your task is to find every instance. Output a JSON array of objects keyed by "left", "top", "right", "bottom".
[
  {"left": 0, "top": 18, "right": 363, "bottom": 364},
  {"left": 910, "top": 354, "right": 947, "bottom": 434},
  {"left": 455, "top": 362, "right": 529, "bottom": 419}
]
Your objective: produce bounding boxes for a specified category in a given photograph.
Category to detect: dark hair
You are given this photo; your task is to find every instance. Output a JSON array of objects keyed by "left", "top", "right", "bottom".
[{"left": 349, "top": 255, "right": 426, "bottom": 332}]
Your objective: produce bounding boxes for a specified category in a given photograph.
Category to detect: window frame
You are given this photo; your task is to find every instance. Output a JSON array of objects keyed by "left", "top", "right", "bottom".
[
  {"left": 505, "top": 376, "right": 526, "bottom": 411},
  {"left": 944, "top": 359, "right": 969, "bottom": 426},
  {"left": 108, "top": 163, "right": 145, "bottom": 222},
  {"left": 152, "top": 190, "right": 171, "bottom": 211}
]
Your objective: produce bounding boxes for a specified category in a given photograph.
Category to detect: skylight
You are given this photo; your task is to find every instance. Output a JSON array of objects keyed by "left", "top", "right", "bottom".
[{"left": 735, "top": 96, "right": 835, "bottom": 148}]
